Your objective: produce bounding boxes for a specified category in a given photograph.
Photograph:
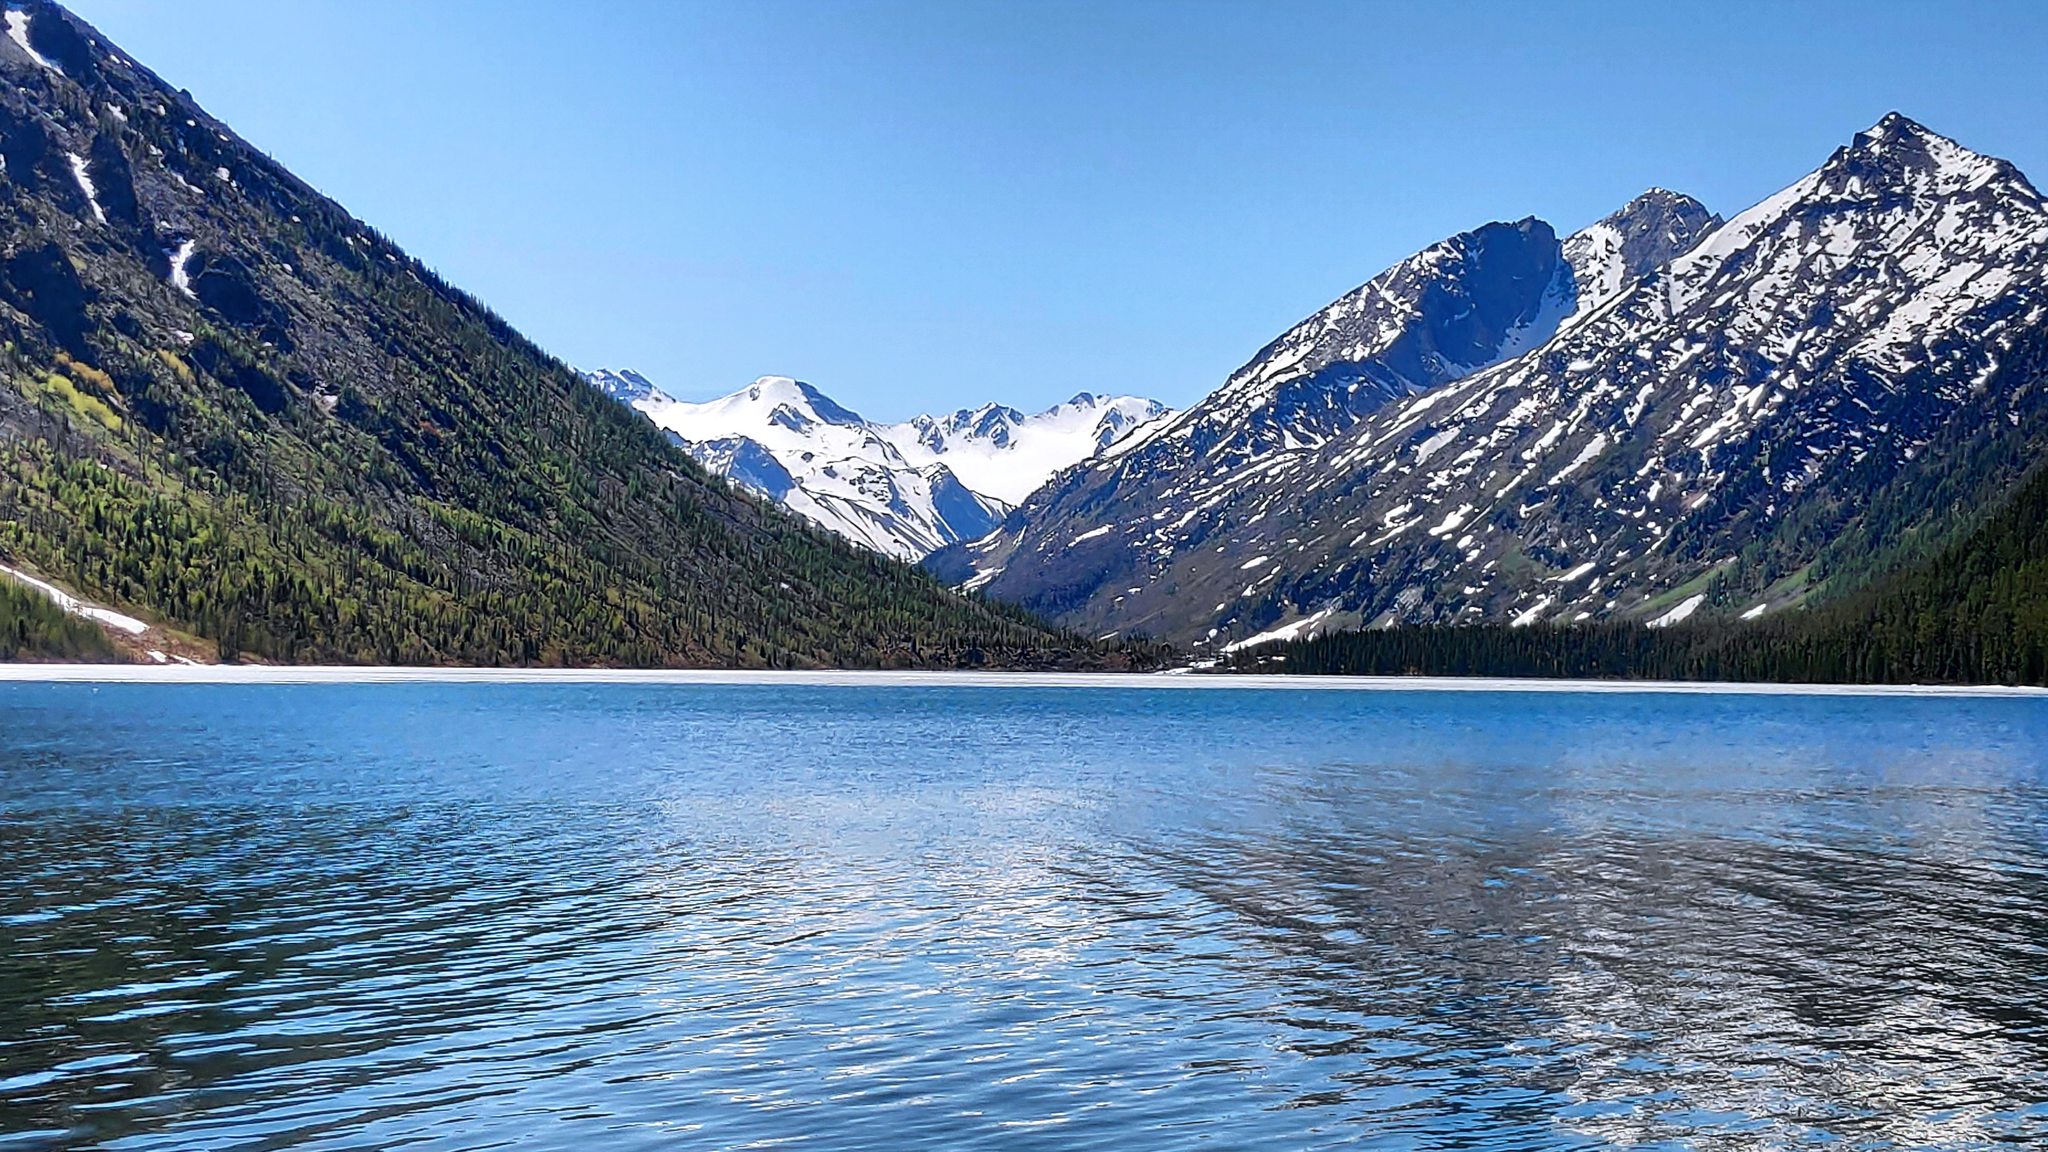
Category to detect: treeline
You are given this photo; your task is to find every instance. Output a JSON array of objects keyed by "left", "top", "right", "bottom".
[
  {"left": 0, "top": 428, "right": 1149, "bottom": 668},
  {"left": 0, "top": 577, "right": 116, "bottom": 661},
  {"left": 1230, "top": 461, "right": 2048, "bottom": 686}
]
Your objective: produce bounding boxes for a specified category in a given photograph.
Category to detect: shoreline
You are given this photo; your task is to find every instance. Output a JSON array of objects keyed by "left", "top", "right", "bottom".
[{"left": 0, "top": 664, "right": 2044, "bottom": 697}]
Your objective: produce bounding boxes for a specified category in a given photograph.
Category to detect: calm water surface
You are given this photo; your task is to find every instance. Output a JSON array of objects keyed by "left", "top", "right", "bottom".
[{"left": 2, "top": 683, "right": 2046, "bottom": 1150}]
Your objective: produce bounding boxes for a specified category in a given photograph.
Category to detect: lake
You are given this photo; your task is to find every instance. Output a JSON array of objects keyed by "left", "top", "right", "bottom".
[{"left": 2, "top": 679, "right": 2046, "bottom": 1149}]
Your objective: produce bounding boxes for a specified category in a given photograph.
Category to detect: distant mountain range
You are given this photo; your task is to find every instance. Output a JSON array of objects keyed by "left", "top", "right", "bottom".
[
  {"left": 584, "top": 369, "right": 1168, "bottom": 559},
  {"left": 931, "top": 114, "right": 2048, "bottom": 657}
]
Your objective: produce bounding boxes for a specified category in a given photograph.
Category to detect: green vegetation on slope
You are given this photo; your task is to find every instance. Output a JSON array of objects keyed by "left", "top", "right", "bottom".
[
  {"left": 1231, "top": 460, "right": 2048, "bottom": 685},
  {"left": 0, "top": 576, "right": 116, "bottom": 661},
  {"left": 0, "top": 3, "right": 1156, "bottom": 669}
]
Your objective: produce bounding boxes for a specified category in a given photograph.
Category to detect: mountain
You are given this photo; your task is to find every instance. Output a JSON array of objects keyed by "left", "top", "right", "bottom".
[
  {"left": 937, "top": 116, "right": 2048, "bottom": 652},
  {"left": 586, "top": 369, "right": 1169, "bottom": 559},
  {"left": 885, "top": 393, "right": 1173, "bottom": 505},
  {"left": 1094, "top": 192, "right": 1719, "bottom": 485},
  {"left": 0, "top": 1, "right": 1136, "bottom": 668},
  {"left": 584, "top": 367, "right": 666, "bottom": 406},
  {"left": 930, "top": 187, "right": 1723, "bottom": 633},
  {"left": 588, "top": 371, "right": 1008, "bottom": 560}
]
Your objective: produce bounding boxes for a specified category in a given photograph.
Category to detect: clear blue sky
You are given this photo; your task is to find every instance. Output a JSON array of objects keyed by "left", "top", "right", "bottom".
[{"left": 65, "top": 0, "right": 2048, "bottom": 418}]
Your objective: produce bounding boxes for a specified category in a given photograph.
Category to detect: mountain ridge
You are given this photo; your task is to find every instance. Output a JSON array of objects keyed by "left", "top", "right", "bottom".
[
  {"left": 936, "top": 114, "right": 2048, "bottom": 653},
  {"left": 585, "top": 368, "right": 1169, "bottom": 559}
]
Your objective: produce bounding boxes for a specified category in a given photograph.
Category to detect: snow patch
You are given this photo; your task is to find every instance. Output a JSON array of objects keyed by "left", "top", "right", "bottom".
[
  {"left": 5, "top": 8, "right": 60, "bottom": 73},
  {"left": 1426, "top": 504, "right": 1474, "bottom": 537},
  {"left": 1, "top": 564, "right": 148, "bottom": 635},
  {"left": 1649, "top": 593, "right": 1707, "bottom": 628},
  {"left": 1221, "top": 607, "right": 1337, "bottom": 653},
  {"left": 166, "top": 239, "right": 196, "bottom": 297},
  {"left": 66, "top": 152, "right": 104, "bottom": 223},
  {"left": 1547, "top": 434, "right": 1608, "bottom": 485}
]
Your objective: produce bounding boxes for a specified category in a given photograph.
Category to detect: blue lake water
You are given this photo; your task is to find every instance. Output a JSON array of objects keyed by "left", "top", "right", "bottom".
[{"left": 2, "top": 682, "right": 2046, "bottom": 1150}]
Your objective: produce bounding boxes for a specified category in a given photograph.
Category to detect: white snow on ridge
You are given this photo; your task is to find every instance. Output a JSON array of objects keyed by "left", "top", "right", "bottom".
[
  {"left": 1561, "top": 222, "right": 1627, "bottom": 313},
  {"left": 1097, "top": 407, "right": 1179, "bottom": 461},
  {"left": 586, "top": 370, "right": 1168, "bottom": 560},
  {"left": 1, "top": 564, "right": 148, "bottom": 635},
  {"left": 1666, "top": 170, "right": 1826, "bottom": 313},
  {"left": 878, "top": 393, "right": 1171, "bottom": 505}
]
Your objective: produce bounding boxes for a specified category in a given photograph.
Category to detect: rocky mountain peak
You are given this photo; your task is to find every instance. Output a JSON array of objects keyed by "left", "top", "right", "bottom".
[
  {"left": 1560, "top": 189, "right": 1720, "bottom": 320},
  {"left": 584, "top": 368, "right": 666, "bottom": 405},
  {"left": 935, "top": 113, "right": 2048, "bottom": 652},
  {"left": 1820, "top": 112, "right": 2042, "bottom": 204},
  {"left": 1585, "top": 189, "right": 1719, "bottom": 270},
  {"left": 741, "top": 375, "right": 867, "bottom": 426}
]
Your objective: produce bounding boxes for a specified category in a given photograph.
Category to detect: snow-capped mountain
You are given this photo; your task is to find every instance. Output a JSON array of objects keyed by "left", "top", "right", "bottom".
[
  {"left": 1090, "top": 190, "right": 1721, "bottom": 491},
  {"left": 584, "top": 370, "right": 1169, "bottom": 559},
  {"left": 886, "top": 394, "right": 1171, "bottom": 505},
  {"left": 933, "top": 115, "right": 2048, "bottom": 649},
  {"left": 585, "top": 367, "right": 666, "bottom": 406}
]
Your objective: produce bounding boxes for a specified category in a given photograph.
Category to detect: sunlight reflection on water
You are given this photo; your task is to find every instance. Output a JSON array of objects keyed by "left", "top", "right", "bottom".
[{"left": 1, "top": 683, "right": 2045, "bottom": 1149}]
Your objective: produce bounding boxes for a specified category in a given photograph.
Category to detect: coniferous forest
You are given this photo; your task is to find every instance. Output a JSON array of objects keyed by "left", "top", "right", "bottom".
[
  {"left": 0, "top": 5, "right": 1164, "bottom": 669},
  {"left": 0, "top": 574, "right": 113, "bottom": 660},
  {"left": 1230, "top": 459, "right": 2048, "bottom": 685}
]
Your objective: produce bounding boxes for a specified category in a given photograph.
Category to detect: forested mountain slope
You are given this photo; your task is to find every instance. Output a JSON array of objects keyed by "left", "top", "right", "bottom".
[
  {"left": 1234, "top": 453, "right": 2048, "bottom": 685},
  {"left": 0, "top": 1, "right": 1114, "bottom": 667},
  {"left": 0, "top": 574, "right": 113, "bottom": 660}
]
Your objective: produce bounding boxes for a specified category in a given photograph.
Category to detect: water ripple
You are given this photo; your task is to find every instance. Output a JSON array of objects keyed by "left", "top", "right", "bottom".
[{"left": 1, "top": 683, "right": 2045, "bottom": 1149}]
